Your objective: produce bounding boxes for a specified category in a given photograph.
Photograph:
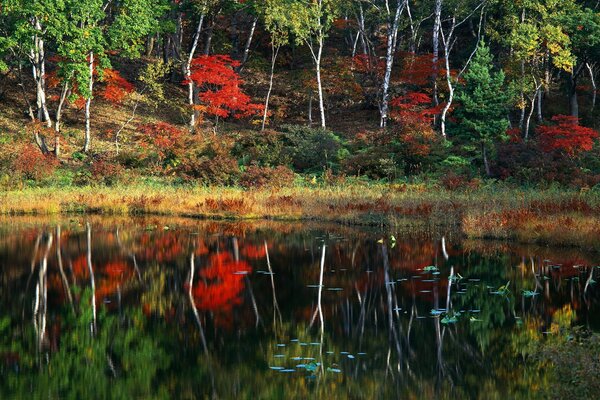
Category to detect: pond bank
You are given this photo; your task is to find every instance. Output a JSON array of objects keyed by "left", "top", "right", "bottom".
[{"left": 2, "top": 184, "right": 599, "bottom": 250}]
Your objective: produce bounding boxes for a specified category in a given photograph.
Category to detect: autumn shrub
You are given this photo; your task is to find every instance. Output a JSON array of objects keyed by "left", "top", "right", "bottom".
[
  {"left": 440, "top": 172, "right": 481, "bottom": 191},
  {"left": 138, "top": 122, "right": 188, "bottom": 171},
  {"left": 188, "top": 55, "right": 263, "bottom": 122},
  {"left": 178, "top": 136, "right": 240, "bottom": 185},
  {"left": 280, "top": 125, "right": 347, "bottom": 172},
  {"left": 89, "top": 154, "right": 124, "bottom": 186},
  {"left": 392, "top": 116, "right": 445, "bottom": 175},
  {"left": 239, "top": 164, "right": 296, "bottom": 189},
  {"left": 495, "top": 140, "right": 599, "bottom": 187},
  {"left": 12, "top": 144, "right": 59, "bottom": 182}
]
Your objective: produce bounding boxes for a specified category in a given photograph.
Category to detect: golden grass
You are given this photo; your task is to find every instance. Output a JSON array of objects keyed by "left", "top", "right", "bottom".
[{"left": 2, "top": 184, "right": 599, "bottom": 249}]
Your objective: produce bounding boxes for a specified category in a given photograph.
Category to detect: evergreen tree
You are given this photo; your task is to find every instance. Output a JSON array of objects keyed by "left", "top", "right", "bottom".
[{"left": 454, "top": 42, "right": 514, "bottom": 176}]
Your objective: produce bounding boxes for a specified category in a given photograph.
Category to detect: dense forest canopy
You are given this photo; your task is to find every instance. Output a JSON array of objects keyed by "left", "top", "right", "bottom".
[{"left": 1, "top": 0, "right": 600, "bottom": 187}]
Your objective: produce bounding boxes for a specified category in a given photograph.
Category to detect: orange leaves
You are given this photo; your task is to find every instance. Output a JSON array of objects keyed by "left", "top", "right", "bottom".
[
  {"left": 188, "top": 55, "right": 263, "bottom": 120},
  {"left": 100, "top": 69, "right": 134, "bottom": 104},
  {"left": 536, "top": 115, "right": 599, "bottom": 156}
]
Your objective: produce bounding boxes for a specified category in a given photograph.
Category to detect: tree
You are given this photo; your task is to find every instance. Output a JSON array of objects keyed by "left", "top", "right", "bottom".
[
  {"left": 52, "top": 0, "right": 166, "bottom": 152},
  {"left": 187, "top": 54, "right": 262, "bottom": 124},
  {"left": 285, "top": 0, "right": 341, "bottom": 128},
  {"left": 379, "top": 0, "right": 406, "bottom": 128},
  {"left": 559, "top": 6, "right": 600, "bottom": 118},
  {"left": 497, "top": 0, "right": 575, "bottom": 137},
  {"left": 454, "top": 42, "right": 513, "bottom": 176},
  {"left": 260, "top": 0, "right": 291, "bottom": 130}
]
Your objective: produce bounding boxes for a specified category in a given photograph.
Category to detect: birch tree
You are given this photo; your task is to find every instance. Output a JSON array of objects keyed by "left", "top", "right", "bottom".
[{"left": 286, "top": 0, "right": 341, "bottom": 128}]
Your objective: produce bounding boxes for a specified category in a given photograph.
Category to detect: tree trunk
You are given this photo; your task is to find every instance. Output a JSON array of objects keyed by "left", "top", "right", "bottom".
[
  {"left": 145, "top": 34, "right": 155, "bottom": 57},
  {"left": 308, "top": 92, "right": 313, "bottom": 125},
  {"left": 17, "top": 60, "right": 35, "bottom": 122},
  {"left": 586, "top": 63, "right": 596, "bottom": 111},
  {"left": 239, "top": 16, "right": 258, "bottom": 70},
  {"left": 204, "top": 22, "right": 213, "bottom": 55},
  {"left": 536, "top": 88, "right": 543, "bottom": 123},
  {"left": 569, "top": 71, "right": 579, "bottom": 118},
  {"left": 440, "top": 38, "right": 454, "bottom": 137},
  {"left": 83, "top": 51, "right": 94, "bottom": 153},
  {"left": 379, "top": 0, "right": 405, "bottom": 128},
  {"left": 315, "top": 34, "right": 326, "bottom": 128},
  {"left": 432, "top": 0, "right": 442, "bottom": 106},
  {"left": 524, "top": 89, "right": 537, "bottom": 140},
  {"left": 184, "top": 14, "right": 205, "bottom": 131},
  {"left": 482, "top": 144, "right": 491, "bottom": 177},
  {"left": 31, "top": 18, "right": 51, "bottom": 127},
  {"left": 262, "top": 44, "right": 279, "bottom": 131},
  {"left": 54, "top": 82, "right": 70, "bottom": 157},
  {"left": 230, "top": 12, "right": 239, "bottom": 60}
]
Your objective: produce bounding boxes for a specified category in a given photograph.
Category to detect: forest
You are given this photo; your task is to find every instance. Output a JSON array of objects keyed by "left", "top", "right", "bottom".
[{"left": 1, "top": 1, "right": 600, "bottom": 225}]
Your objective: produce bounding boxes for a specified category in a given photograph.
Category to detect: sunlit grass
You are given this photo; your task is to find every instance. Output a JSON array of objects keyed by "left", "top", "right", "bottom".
[{"left": 1, "top": 183, "right": 599, "bottom": 249}]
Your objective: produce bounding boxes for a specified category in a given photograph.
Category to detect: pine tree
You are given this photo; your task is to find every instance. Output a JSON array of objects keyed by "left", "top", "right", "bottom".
[{"left": 454, "top": 42, "right": 514, "bottom": 176}]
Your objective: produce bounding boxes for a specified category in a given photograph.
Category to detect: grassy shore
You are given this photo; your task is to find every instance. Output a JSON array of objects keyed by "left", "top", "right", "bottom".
[{"left": 1, "top": 183, "right": 600, "bottom": 250}]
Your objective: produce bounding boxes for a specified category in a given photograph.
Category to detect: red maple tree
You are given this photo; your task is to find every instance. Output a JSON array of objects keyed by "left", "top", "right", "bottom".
[
  {"left": 187, "top": 55, "right": 262, "bottom": 120},
  {"left": 536, "top": 115, "right": 599, "bottom": 156}
]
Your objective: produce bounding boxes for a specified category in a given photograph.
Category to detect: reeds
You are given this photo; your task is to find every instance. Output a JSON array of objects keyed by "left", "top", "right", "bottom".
[{"left": 2, "top": 184, "right": 599, "bottom": 249}]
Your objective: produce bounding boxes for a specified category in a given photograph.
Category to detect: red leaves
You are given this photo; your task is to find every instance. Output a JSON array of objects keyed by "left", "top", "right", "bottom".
[
  {"left": 352, "top": 54, "right": 385, "bottom": 77},
  {"left": 188, "top": 55, "right": 263, "bottom": 120},
  {"left": 13, "top": 143, "right": 59, "bottom": 180},
  {"left": 390, "top": 91, "right": 440, "bottom": 123},
  {"left": 138, "top": 122, "right": 186, "bottom": 161},
  {"left": 536, "top": 115, "right": 599, "bottom": 156},
  {"left": 398, "top": 52, "right": 445, "bottom": 87}
]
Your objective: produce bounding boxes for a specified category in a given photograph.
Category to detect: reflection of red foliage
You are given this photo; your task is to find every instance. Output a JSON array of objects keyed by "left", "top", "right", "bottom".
[
  {"left": 192, "top": 252, "right": 252, "bottom": 314},
  {"left": 95, "top": 260, "right": 132, "bottom": 300},
  {"left": 536, "top": 115, "right": 598, "bottom": 156},
  {"left": 71, "top": 255, "right": 90, "bottom": 279},
  {"left": 138, "top": 232, "right": 186, "bottom": 262},
  {"left": 241, "top": 244, "right": 266, "bottom": 259}
]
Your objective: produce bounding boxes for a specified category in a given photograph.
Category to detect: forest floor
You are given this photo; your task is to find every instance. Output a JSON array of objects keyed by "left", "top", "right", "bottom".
[{"left": 2, "top": 184, "right": 600, "bottom": 251}]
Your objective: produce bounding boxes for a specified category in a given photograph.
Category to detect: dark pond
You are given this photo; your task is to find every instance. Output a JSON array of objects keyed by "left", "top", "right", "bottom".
[{"left": 1, "top": 217, "right": 599, "bottom": 399}]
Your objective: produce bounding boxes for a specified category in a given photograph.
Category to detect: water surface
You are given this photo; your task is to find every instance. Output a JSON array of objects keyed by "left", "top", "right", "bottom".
[{"left": 1, "top": 217, "right": 599, "bottom": 398}]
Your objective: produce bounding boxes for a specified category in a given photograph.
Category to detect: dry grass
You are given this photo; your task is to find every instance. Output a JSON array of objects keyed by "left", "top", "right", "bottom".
[{"left": 2, "top": 184, "right": 600, "bottom": 251}]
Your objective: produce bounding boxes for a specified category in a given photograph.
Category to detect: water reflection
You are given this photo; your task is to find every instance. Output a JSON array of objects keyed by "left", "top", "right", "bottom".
[{"left": 0, "top": 218, "right": 599, "bottom": 398}]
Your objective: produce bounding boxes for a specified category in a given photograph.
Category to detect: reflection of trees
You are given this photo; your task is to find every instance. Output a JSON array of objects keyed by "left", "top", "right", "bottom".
[{"left": 1, "top": 220, "right": 599, "bottom": 398}]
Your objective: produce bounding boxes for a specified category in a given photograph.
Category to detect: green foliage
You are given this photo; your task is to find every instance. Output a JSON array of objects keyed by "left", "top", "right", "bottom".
[
  {"left": 280, "top": 125, "right": 346, "bottom": 172},
  {"left": 453, "top": 43, "right": 514, "bottom": 173}
]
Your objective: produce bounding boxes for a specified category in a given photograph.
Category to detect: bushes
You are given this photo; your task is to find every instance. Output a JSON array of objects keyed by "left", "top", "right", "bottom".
[
  {"left": 239, "top": 164, "right": 295, "bottom": 188},
  {"left": 177, "top": 136, "right": 240, "bottom": 185},
  {"left": 138, "top": 122, "right": 188, "bottom": 171},
  {"left": 232, "top": 129, "right": 290, "bottom": 167},
  {"left": 280, "top": 125, "right": 347, "bottom": 172},
  {"left": 13, "top": 144, "right": 59, "bottom": 182}
]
